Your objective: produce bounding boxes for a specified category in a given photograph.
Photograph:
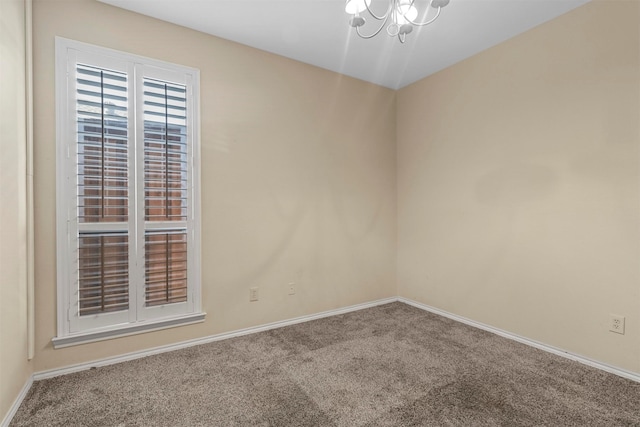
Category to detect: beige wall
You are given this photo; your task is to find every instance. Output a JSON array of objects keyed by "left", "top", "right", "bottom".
[
  {"left": 398, "top": 0, "right": 640, "bottom": 372},
  {"left": 0, "top": 0, "right": 32, "bottom": 421},
  {"left": 32, "top": 0, "right": 397, "bottom": 371}
]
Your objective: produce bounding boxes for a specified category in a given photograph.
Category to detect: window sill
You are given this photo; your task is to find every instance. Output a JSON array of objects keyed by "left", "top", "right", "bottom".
[{"left": 52, "top": 312, "right": 206, "bottom": 349}]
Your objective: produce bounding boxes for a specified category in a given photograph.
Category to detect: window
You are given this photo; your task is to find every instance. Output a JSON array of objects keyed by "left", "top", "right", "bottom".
[{"left": 54, "top": 38, "right": 203, "bottom": 348}]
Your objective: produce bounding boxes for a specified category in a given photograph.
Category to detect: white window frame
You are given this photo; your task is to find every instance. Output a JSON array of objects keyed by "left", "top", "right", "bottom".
[{"left": 54, "top": 37, "right": 204, "bottom": 348}]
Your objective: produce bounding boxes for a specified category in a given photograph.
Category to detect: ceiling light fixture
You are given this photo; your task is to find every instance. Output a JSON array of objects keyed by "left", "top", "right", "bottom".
[{"left": 345, "top": 0, "right": 450, "bottom": 43}]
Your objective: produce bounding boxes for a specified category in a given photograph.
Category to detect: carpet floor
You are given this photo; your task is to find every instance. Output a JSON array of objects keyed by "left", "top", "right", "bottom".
[{"left": 10, "top": 302, "right": 640, "bottom": 426}]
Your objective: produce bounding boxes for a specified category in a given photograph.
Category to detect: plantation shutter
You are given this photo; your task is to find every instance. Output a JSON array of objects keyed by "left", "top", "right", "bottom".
[
  {"left": 142, "top": 78, "right": 189, "bottom": 308},
  {"left": 56, "top": 38, "right": 201, "bottom": 344},
  {"left": 75, "top": 64, "right": 131, "bottom": 320}
]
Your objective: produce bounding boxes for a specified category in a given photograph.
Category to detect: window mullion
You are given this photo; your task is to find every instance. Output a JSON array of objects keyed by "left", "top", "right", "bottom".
[{"left": 130, "top": 61, "right": 144, "bottom": 324}]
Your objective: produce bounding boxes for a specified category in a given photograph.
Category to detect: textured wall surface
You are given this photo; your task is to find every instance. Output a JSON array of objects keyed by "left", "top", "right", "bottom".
[{"left": 398, "top": 0, "right": 640, "bottom": 372}]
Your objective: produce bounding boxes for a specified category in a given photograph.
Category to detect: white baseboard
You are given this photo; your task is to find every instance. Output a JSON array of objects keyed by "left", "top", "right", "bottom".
[
  {"left": 1, "top": 375, "right": 33, "bottom": 427},
  {"left": 34, "top": 297, "right": 397, "bottom": 380},
  {"left": 399, "top": 296, "right": 640, "bottom": 384}
]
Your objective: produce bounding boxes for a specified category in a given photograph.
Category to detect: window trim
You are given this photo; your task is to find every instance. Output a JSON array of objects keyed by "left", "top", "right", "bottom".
[
  {"left": 52, "top": 312, "right": 206, "bottom": 349},
  {"left": 54, "top": 37, "right": 203, "bottom": 348}
]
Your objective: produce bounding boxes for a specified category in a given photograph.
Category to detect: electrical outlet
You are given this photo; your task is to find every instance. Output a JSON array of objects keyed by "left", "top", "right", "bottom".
[
  {"left": 249, "top": 287, "right": 259, "bottom": 302},
  {"left": 288, "top": 282, "right": 296, "bottom": 295},
  {"left": 609, "top": 314, "right": 625, "bottom": 334}
]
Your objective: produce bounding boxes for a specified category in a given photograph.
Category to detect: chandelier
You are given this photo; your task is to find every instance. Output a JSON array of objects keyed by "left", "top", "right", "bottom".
[{"left": 345, "top": 0, "right": 450, "bottom": 43}]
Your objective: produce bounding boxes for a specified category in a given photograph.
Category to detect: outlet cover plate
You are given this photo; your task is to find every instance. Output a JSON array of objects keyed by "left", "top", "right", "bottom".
[{"left": 609, "top": 314, "right": 625, "bottom": 334}]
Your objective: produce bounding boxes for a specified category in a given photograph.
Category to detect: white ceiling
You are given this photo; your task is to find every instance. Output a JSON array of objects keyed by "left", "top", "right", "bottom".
[{"left": 97, "top": 0, "right": 591, "bottom": 89}]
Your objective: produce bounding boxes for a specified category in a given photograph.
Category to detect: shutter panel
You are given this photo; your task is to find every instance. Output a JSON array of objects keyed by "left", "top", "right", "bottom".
[
  {"left": 76, "top": 64, "right": 129, "bottom": 222},
  {"left": 78, "top": 233, "right": 129, "bottom": 315},
  {"left": 75, "top": 63, "right": 130, "bottom": 317},
  {"left": 145, "top": 231, "right": 188, "bottom": 306},
  {"left": 142, "top": 77, "right": 189, "bottom": 308},
  {"left": 143, "top": 78, "right": 188, "bottom": 222}
]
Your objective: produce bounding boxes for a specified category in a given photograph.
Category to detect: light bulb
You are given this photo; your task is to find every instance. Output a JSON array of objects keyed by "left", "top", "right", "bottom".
[
  {"left": 345, "top": 0, "right": 371, "bottom": 14},
  {"left": 397, "top": 0, "right": 418, "bottom": 22}
]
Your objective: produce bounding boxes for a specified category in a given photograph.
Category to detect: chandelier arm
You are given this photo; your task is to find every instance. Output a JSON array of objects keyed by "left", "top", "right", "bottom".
[
  {"left": 355, "top": 14, "right": 391, "bottom": 39},
  {"left": 407, "top": 6, "right": 441, "bottom": 26},
  {"left": 346, "top": 0, "right": 449, "bottom": 42},
  {"left": 364, "top": 0, "right": 394, "bottom": 21}
]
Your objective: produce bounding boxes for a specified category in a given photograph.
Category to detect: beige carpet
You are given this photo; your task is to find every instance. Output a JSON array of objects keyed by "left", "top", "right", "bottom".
[{"left": 11, "top": 302, "right": 640, "bottom": 426}]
